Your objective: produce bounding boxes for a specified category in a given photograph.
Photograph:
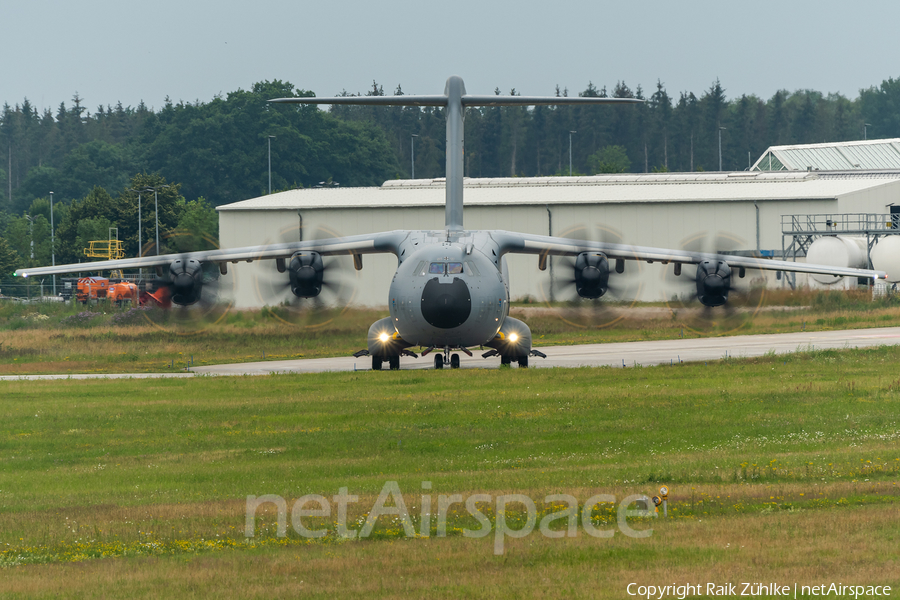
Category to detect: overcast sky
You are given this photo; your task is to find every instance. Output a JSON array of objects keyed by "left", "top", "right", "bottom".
[{"left": 4, "top": 0, "right": 899, "bottom": 113}]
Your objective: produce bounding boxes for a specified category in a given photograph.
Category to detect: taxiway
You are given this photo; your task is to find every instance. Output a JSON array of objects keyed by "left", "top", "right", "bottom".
[{"left": 4, "top": 327, "right": 899, "bottom": 381}]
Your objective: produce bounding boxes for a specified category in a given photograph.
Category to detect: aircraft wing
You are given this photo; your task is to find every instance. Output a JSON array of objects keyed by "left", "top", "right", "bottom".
[
  {"left": 14, "top": 231, "right": 409, "bottom": 278},
  {"left": 492, "top": 231, "right": 887, "bottom": 280}
]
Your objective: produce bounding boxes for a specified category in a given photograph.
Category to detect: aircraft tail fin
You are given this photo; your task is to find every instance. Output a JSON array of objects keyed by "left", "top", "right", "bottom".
[{"left": 270, "top": 78, "right": 641, "bottom": 232}]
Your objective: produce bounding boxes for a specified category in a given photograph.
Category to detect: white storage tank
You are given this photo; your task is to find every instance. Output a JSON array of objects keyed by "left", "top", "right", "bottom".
[
  {"left": 871, "top": 236, "right": 900, "bottom": 283},
  {"left": 806, "top": 236, "right": 868, "bottom": 285}
]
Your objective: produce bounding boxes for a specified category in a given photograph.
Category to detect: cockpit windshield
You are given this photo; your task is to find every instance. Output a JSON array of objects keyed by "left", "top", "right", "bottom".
[{"left": 427, "top": 262, "right": 465, "bottom": 275}]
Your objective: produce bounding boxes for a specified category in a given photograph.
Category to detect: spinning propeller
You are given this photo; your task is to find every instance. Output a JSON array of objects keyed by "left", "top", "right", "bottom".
[
  {"left": 663, "top": 232, "right": 767, "bottom": 334},
  {"left": 138, "top": 232, "right": 234, "bottom": 334},
  {"left": 252, "top": 224, "right": 359, "bottom": 329},
  {"left": 538, "top": 225, "right": 643, "bottom": 329}
]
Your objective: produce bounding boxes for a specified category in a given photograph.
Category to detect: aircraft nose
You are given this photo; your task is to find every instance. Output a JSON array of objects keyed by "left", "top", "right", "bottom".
[{"left": 421, "top": 277, "right": 471, "bottom": 329}]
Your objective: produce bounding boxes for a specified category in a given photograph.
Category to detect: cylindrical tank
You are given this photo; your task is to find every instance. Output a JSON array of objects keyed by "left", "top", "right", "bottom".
[
  {"left": 806, "top": 236, "right": 867, "bottom": 285},
  {"left": 871, "top": 236, "right": 900, "bottom": 283}
]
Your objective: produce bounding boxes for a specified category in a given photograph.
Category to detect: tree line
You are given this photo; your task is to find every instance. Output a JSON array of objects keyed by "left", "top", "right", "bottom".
[
  {"left": 332, "top": 76, "right": 900, "bottom": 178},
  {"left": 0, "top": 172, "right": 218, "bottom": 284},
  {"left": 1, "top": 75, "right": 899, "bottom": 283}
]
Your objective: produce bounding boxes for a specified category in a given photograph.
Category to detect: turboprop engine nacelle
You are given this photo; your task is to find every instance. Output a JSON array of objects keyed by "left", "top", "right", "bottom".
[
  {"left": 169, "top": 258, "right": 204, "bottom": 305},
  {"left": 574, "top": 252, "right": 610, "bottom": 299},
  {"left": 289, "top": 252, "right": 325, "bottom": 298},
  {"left": 696, "top": 259, "right": 731, "bottom": 307}
]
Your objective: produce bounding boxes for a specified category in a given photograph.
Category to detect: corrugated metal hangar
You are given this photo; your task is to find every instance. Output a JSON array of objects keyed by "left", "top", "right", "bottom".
[
  {"left": 217, "top": 170, "right": 900, "bottom": 308},
  {"left": 752, "top": 138, "right": 900, "bottom": 171}
]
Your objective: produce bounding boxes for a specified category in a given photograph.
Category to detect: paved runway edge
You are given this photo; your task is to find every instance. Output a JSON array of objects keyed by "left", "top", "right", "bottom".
[
  {"left": 191, "top": 326, "right": 900, "bottom": 375},
  {"left": 5, "top": 327, "right": 900, "bottom": 381}
]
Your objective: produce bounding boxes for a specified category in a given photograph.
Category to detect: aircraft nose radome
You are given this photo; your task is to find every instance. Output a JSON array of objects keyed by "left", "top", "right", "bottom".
[{"left": 421, "top": 277, "right": 471, "bottom": 329}]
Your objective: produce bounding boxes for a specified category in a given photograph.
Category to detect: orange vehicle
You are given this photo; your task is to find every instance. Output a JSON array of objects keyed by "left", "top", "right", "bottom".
[
  {"left": 76, "top": 277, "right": 138, "bottom": 304},
  {"left": 107, "top": 282, "right": 138, "bottom": 305},
  {"left": 75, "top": 277, "right": 110, "bottom": 303}
]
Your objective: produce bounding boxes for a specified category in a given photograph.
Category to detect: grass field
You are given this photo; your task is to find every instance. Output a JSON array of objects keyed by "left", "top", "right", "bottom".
[
  {"left": 0, "top": 345, "right": 898, "bottom": 598},
  {"left": 3, "top": 289, "right": 900, "bottom": 375}
]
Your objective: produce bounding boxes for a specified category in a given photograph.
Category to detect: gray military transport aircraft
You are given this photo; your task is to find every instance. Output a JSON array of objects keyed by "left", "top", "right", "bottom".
[{"left": 16, "top": 76, "right": 887, "bottom": 370}]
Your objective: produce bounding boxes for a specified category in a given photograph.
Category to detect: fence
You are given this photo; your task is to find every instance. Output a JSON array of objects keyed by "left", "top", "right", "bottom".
[{"left": 0, "top": 282, "right": 66, "bottom": 302}]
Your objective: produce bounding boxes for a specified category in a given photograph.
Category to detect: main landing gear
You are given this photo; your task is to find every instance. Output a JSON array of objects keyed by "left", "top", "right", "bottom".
[
  {"left": 487, "top": 348, "right": 545, "bottom": 368},
  {"left": 371, "top": 355, "right": 401, "bottom": 370},
  {"left": 364, "top": 349, "right": 415, "bottom": 370},
  {"left": 499, "top": 355, "right": 527, "bottom": 367}
]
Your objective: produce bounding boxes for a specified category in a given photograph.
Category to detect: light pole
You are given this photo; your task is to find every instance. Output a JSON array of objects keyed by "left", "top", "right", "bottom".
[
  {"left": 411, "top": 134, "right": 418, "bottom": 179},
  {"left": 49, "top": 191, "right": 55, "bottom": 296},
  {"left": 127, "top": 188, "right": 144, "bottom": 277},
  {"left": 569, "top": 131, "right": 577, "bottom": 176},
  {"left": 718, "top": 126, "right": 726, "bottom": 171},
  {"left": 24, "top": 213, "right": 35, "bottom": 298},
  {"left": 865, "top": 123, "right": 872, "bottom": 141},
  {"left": 154, "top": 187, "right": 162, "bottom": 254},
  {"left": 138, "top": 185, "right": 170, "bottom": 255},
  {"left": 25, "top": 214, "right": 34, "bottom": 260},
  {"left": 268, "top": 135, "right": 276, "bottom": 194}
]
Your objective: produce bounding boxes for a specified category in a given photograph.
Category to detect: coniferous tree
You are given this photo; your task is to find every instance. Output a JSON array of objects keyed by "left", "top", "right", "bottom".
[{"left": 2, "top": 73, "right": 900, "bottom": 235}]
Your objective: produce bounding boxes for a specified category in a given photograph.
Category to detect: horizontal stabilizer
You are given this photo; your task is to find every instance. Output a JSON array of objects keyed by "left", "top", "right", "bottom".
[
  {"left": 461, "top": 95, "right": 642, "bottom": 107},
  {"left": 270, "top": 95, "right": 642, "bottom": 108},
  {"left": 271, "top": 76, "right": 643, "bottom": 233},
  {"left": 270, "top": 95, "right": 448, "bottom": 107}
]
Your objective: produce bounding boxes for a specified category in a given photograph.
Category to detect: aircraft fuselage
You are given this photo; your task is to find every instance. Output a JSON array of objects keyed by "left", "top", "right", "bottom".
[{"left": 387, "top": 231, "right": 509, "bottom": 348}]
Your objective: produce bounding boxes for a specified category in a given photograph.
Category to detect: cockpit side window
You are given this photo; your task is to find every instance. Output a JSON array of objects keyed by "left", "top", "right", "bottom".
[
  {"left": 428, "top": 262, "right": 445, "bottom": 274},
  {"left": 447, "top": 262, "right": 463, "bottom": 274}
]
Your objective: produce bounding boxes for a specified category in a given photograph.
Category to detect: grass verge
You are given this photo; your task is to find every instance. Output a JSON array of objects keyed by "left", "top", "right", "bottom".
[
  {"left": 3, "top": 289, "right": 900, "bottom": 374},
  {"left": 0, "top": 345, "right": 897, "bottom": 596}
]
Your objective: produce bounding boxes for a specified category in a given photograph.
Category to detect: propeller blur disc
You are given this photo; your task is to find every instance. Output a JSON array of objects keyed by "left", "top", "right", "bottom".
[
  {"left": 252, "top": 224, "right": 359, "bottom": 329},
  {"left": 537, "top": 224, "right": 643, "bottom": 329},
  {"left": 662, "top": 232, "right": 767, "bottom": 335},
  {"left": 136, "top": 231, "right": 234, "bottom": 335}
]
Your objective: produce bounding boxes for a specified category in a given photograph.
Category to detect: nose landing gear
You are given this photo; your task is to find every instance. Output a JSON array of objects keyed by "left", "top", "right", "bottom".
[{"left": 433, "top": 348, "right": 462, "bottom": 370}]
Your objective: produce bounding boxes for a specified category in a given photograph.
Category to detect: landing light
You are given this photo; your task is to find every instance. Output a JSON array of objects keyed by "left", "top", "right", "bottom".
[
  {"left": 509, "top": 333, "right": 519, "bottom": 343},
  {"left": 378, "top": 332, "right": 390, "bottom": 343}
]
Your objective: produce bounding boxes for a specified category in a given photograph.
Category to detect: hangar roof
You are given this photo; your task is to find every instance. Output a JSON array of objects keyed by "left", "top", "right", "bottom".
[
  {"left": 218, "top": 171, "right": 900, "bottom": 212},
  {"left": 752, "top": 138, "right": 900, "bottom": 171}
]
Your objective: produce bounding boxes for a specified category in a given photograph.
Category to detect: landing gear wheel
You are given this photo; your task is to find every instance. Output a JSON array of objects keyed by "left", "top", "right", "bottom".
[
  {"left": 450, "top": 354, "right": 460, "bottom": 369},
  {"left": 518, "top": 355, "right": 529, "bottom": 368},
  {"left": 372, "top": 356, "right": 382, "bottom": 371},
  {"left": 500, "top": 355, "right": 512, "bottom": 366},
  {"left": 389, "top": 356, "right": 400, "bottom": 370},
  {"left": 434, "top": 354, "right": 444, "bottom": 370}
]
